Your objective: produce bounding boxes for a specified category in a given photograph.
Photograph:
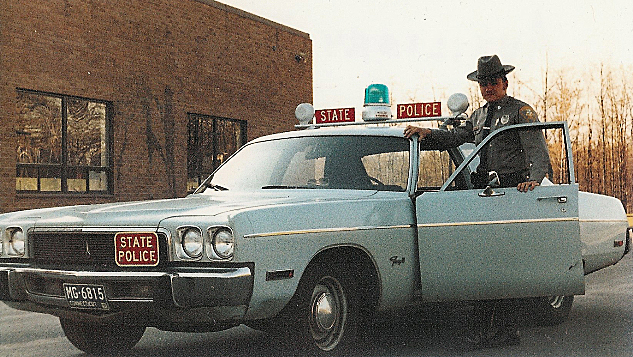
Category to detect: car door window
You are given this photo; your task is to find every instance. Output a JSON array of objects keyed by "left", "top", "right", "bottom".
[{"left": 442, "top": 124, "right": 572, "bottom": 190}]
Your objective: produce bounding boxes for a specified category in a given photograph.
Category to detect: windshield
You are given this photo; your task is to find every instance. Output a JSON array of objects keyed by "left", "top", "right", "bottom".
[{"left": 203, "top": 135, "right": 410, "bottom": 192}]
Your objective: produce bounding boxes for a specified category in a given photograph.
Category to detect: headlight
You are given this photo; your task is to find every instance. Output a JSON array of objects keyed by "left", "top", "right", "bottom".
[
  {"left": 179, "top": 227, "right": 203, "bottom": 259},
  {"left": 208, "top": 228, "right": 234, "bottom": 260},
  {"left": 7, "top": 228, "right": 25, "bottom": 257}
]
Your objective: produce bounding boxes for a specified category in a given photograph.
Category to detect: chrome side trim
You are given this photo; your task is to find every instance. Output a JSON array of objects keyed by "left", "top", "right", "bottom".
[
  {"left": 244, "top": 218, "right": 582, "bottom": 239},
  {"left": 417, "top": 217, "right": 578, "bottom": 228},
  {"left": 578, "top": 219, "right": 628, "bottom": 223},
  {"left": 243, "top": 224, "right": 413, "bottom": 239}
]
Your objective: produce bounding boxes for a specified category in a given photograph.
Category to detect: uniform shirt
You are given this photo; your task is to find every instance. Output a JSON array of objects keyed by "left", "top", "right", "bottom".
[{"left": 423, "top": 95, "right": 551, "bottom": 183}]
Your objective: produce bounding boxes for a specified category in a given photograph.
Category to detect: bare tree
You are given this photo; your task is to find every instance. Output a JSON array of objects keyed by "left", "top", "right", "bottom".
[{"left": 514, "top": 63, "right": 632, "bottom": 212}]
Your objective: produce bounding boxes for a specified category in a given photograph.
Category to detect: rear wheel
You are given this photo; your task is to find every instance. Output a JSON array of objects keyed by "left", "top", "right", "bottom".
[
  {"left": 60, "top": 318, "right": 146, "bottom": 355},
  {"left": 523, "top": 295, "right": 574, "bottom": 326}
]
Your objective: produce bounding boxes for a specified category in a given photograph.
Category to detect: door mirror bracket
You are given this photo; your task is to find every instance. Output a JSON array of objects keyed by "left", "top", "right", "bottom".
[{"left": 479, "top": 171, "right": 505, "bottom": 197}]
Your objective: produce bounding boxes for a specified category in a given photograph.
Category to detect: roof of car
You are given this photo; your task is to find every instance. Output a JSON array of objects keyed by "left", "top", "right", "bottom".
[{"left": 250, "top": 125, "right": 408, "bottom": 144}]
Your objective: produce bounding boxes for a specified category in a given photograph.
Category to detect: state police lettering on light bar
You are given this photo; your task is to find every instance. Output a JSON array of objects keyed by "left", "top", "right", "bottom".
[
  {"left": 315, "top": 108, "right": 355, "bottom": 124},
  {"left": 397, "top": 102, "right": 442, "bottom": 119}
]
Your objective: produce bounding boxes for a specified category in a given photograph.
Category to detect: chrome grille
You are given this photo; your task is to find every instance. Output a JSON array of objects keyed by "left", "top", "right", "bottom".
[{"left": 30, "top": 231, "right": 166, "bottom": 269}]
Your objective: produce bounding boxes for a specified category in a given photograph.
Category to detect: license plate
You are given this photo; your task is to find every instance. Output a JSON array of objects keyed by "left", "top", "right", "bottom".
[
  {"left": 63, "top": 283, "right": 110, "bottom": 310},
  {"left": 114, "top": 232, "right": 159, "bottom": 267}
]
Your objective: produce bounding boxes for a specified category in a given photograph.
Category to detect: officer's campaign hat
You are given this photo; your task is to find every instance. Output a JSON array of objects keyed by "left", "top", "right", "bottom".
[{"left": 467, "top": 55, "right": 515, "bottom": 81}]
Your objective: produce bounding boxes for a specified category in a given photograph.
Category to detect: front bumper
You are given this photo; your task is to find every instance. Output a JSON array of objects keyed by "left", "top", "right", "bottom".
[{"left": 0, "top": 264, "right": 253, "bottom": 325}]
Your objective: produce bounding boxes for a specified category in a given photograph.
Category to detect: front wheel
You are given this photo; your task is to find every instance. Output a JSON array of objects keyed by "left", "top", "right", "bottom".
[
  {"left": 293, "top": 267, "right": 362, "bottom": 355},
  {"left": 60, "top": 318, "right": 146, "bottom": 355},
  {"left": 307, "top": 275, "right": 351, "bottom": 351}
]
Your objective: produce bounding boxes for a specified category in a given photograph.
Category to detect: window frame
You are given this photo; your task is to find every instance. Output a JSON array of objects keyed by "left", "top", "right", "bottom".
[
  {"left": 15, "top": 88, "right": 114, "bottom": 195},
  {"left": 187, "top": 113, "right": 247, "bottom": 191}
]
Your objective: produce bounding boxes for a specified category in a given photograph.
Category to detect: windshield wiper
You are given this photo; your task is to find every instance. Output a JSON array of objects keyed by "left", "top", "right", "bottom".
[{"left": 205, "top": 183, "right": 229, "bottom": 191}]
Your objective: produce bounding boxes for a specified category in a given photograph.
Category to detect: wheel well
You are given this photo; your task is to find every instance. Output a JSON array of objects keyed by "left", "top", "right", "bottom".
[{"left": 302, "top": 246, "right": 381, "bottom": 311}]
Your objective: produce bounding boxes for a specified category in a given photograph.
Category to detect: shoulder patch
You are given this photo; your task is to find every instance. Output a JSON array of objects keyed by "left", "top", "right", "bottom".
[{"left": 519, "top": 105, "right": 538, "bottom": 122}]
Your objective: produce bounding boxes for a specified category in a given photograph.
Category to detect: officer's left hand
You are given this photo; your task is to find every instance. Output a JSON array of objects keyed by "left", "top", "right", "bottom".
[{"left": 517, "top": 180, "right": 539, "bottom": 192}]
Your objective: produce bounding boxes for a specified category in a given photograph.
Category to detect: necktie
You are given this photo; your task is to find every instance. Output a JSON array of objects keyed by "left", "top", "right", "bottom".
[{"left": 478, "top": 105, "right": 495, "bottom": 172}]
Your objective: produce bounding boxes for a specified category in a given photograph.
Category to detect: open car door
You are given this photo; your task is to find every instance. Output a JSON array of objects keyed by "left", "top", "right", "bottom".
[{"left": 414, "top": 122, "right": 584, "bottom": 302}]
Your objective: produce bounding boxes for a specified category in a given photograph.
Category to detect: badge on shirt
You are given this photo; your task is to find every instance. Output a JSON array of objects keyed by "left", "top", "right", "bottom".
[{"left": 500, "top": 115, "right": 510, "bottom": 125}]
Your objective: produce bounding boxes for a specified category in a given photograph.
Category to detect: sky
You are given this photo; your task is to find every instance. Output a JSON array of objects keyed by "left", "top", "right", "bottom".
[{"left": 218, "top": 0, "right": 633, "bottom": 116}]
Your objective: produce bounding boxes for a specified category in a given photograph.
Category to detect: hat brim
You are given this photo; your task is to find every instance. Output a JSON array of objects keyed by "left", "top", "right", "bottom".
[{"left": 467, "top": 65, "right": 515, "bottom": 82}]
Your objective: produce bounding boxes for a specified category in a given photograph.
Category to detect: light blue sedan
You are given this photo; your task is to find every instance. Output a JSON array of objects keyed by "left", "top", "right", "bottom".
[{"left": 0, "top": 118, "right": 629, "bottom": 354}]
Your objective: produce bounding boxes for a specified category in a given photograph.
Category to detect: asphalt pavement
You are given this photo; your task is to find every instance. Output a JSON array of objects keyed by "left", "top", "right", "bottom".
[{"left": 1, "top": 253, "right": 631, "bottom": 357}]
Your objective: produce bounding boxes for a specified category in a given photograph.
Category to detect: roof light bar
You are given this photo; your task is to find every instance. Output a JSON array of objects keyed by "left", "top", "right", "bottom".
[{"left": 362, "top": 84, "right": 392, "bottom": 121}]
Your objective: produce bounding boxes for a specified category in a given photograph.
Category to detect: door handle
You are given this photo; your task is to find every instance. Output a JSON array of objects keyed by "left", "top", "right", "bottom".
[
  {"left": 537, "top": 196, "right": 567, "bottom": 203},
  {"left": 478, "top": 186, "right": 505, "bottom": 197}
]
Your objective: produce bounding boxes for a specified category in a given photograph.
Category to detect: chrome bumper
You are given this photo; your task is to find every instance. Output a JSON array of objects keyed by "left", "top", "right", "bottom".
[{"left": 0, "top": 264, "right": 253, "bottom": 320}]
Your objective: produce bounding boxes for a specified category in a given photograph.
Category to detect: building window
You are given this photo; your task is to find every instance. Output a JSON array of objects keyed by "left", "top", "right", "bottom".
[
  {"left": 15, "top": 89, "right": 112, "bottom": 194},
  {"left": 187, "top": 114, "right": 247, "bottom": 192}
]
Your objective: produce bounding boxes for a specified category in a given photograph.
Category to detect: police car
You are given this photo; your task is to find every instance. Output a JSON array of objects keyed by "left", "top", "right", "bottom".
[{"left": 0, "top": 85, "right": 629, "bottom": 355}]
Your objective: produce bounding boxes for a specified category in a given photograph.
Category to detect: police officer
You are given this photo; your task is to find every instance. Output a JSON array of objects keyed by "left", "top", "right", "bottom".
[
  {"left": 404, "top": 55, "right": 551, "bottom": 192},
  {"left": 406, "top": 55, "right": 551, "bottom": 349}
]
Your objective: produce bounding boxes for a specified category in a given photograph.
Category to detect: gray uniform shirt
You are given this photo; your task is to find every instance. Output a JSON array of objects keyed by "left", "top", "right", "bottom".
[{"left": 423, "top": 96, "right": 551, "bottom": 183}]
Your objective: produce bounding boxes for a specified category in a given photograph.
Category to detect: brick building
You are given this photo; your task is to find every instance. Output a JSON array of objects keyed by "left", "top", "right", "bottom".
[{"left": 0, "top": 0, "right": 312, "bottom": 212}]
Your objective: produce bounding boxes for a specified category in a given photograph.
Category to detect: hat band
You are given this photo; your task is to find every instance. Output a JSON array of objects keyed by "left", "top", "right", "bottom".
[{"left": 476, "top": 70, "right": 506, "bottom": 80}]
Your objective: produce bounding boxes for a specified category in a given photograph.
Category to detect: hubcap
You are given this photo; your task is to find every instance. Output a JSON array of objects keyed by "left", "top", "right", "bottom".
[
  {"left": 314, "top": 292, "right": 336, "bottom": 330},
  {"left": 308, "top": 276, "right": 348, "bottom": 351}
]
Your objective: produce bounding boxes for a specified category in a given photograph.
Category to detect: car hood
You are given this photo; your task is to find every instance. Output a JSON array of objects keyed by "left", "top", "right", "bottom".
[{"left": 0, "top": 190, "right": 379, "bottom": 229}]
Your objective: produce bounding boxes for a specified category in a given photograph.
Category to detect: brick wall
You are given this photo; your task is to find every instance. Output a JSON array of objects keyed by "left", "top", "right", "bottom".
[{"left": 0, "top": 0, "right": 312, "bottom": 212}]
